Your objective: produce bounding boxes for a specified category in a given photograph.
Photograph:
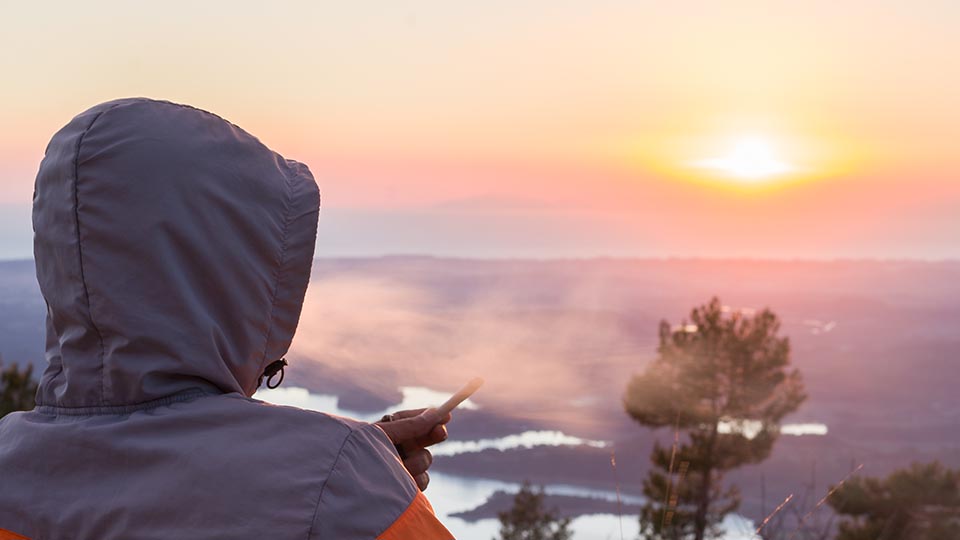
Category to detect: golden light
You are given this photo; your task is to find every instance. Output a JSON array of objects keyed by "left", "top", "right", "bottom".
[{"left": 694, "top": 135, "right": 793, "bottom": 183}]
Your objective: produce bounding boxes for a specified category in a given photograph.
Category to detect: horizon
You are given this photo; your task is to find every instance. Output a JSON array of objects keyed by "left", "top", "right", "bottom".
[{"left": 3, "top": 253, "right": 960, "bottom": 264}]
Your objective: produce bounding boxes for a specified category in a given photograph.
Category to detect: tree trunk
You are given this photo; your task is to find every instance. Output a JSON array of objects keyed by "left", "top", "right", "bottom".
[{"left": 693, "top": 424, "right": 719, "bottom": 540}]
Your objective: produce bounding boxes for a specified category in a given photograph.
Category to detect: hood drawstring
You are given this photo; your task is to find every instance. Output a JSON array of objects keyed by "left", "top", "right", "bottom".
[{"left": 258, "top": 358, "right": 288, "bottom": 389}]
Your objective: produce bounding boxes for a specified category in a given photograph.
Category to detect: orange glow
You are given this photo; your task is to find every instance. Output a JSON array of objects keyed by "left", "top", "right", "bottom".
[{"left": 0, "top": 2, "right": 957, "bottom": 259}]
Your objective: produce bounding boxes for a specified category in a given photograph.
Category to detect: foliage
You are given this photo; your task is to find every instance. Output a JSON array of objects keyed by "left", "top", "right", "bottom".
[
  {"left": 496, "top": 481, "right": 573, "bottom": 540},
  {"left": 828, "top": 461, "right": 960, "bottom": 540},
  {"left": 0, "top": 357, "right": 38, "bottom": 419},
  {"left": 625, "top": 297, "right": 806, "bottom": 540}
]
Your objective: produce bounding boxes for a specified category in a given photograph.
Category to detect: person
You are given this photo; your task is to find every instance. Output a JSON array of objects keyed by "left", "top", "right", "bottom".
[{"left": 0, "top": 98, "right": 454, "bottom": 540}]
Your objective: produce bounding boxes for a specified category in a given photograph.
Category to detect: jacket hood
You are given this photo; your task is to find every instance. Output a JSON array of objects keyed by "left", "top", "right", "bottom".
[{"left": 32, "top": 98, "right": 320, "bottom": 408}]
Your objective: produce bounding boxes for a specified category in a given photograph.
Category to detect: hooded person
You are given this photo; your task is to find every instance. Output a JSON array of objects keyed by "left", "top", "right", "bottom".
[{"left": 0, "top": 98, "right": 453, "bottom": 540}]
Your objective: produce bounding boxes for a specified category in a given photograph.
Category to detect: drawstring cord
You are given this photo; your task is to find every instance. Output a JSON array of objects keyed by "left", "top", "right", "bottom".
[{"left": 258, "top": 358, "right": 288, "bottom": 389}]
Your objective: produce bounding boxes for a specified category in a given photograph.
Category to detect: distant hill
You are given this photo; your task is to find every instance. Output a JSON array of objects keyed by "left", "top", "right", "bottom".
[{"left": 0, "top": 260, "right": 43, "bottom": 370}]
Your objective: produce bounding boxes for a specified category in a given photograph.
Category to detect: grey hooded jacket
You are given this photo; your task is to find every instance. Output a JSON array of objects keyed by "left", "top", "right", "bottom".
[{"left": 0, "top": 98, "right": 447, "bottom": 540}]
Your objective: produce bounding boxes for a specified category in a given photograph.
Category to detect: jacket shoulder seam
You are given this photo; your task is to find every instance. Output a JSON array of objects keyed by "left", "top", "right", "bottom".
[{"left": 306, "top": 424, "right": 359, "bottom": 540}]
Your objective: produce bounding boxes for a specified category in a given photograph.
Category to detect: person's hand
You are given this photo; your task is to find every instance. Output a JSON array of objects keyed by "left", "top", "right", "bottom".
[{"left": 376, "top": 408, "right": 451, "bottom": 491}]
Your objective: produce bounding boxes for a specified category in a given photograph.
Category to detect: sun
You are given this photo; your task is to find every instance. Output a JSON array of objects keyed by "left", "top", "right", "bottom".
[{"left": 694, "top": 135, "right": 793, "bottom": 183}]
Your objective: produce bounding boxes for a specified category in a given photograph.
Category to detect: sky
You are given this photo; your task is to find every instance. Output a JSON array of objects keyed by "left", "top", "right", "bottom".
[{"left": 1, "top": 0, "right": 958, "bottom": 259}]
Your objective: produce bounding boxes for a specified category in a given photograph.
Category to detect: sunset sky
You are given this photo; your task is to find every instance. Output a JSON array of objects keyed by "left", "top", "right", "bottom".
[{"left": 1, "top": 1, "right": 957, "bottom": 259}]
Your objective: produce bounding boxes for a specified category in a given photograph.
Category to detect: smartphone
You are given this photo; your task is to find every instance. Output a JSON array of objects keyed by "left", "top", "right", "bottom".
[{"left": 435, "top": 377, "right": 484, "bottom": 416}]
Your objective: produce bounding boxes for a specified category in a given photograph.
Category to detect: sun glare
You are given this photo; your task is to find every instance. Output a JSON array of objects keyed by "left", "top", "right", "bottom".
[{"left": 695, "top": 136, "right": 793, "bottom": 183}]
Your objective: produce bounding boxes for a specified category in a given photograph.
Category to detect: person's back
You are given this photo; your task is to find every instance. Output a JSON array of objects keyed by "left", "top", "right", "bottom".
[{"left": 0, "top": 98, "right": 451, "bottom": 540}]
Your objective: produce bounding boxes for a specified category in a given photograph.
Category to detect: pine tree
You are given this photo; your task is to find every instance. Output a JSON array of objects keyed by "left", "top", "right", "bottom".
[
  {"left": 0, "top": 357, "right": 38, "bottom": 419},
  {"left": 624, "top": 298, "right": 806, "bottom": 540},
  {"left": 828, "top": 461, "right": 960, "bottom": 540},
  {"left": 496, "top": 481, "right": 573, "bottom": 540}
]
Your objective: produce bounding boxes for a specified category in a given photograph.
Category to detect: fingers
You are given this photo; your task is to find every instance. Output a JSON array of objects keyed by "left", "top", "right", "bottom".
[
  {"left": 391, "top": 408, "right": 452, "bottom": 425},
  {"left": 412, "top": 423, "right": 448, "bottom": 449},
  {"left": 376, "top": 415, "right": 431, "bottom": 444},
  {"left": 389, "top": 408, "right": 426, "bottom": 420},
  {"left": 414, "top": 471, "right": 430, "bottom": 491},
  {"left": 378, "top": 415, "right": 442, "bottom": 492},
  {"left": 376, "top": 409, "right": 451, "bottom": 445},
  {"left": 394, "top": 420, "right": 448, "bottom": 452},
  {"left": 402, "top": 448, "right": 433, "bottom": 477},
  {"left": 403, "top": 447, "right": 432, "bottom": 491}
]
